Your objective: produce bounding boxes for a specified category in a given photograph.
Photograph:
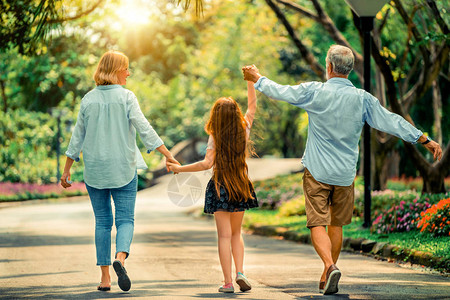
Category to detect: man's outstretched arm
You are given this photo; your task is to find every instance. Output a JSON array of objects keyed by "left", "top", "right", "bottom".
[{"left": 365, "top": 93, "right": 442, "bottom": 161}]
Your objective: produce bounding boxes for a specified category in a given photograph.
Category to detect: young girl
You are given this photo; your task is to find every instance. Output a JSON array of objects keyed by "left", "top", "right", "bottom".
[{"left": 168, "top": 81, "right": 258, "bottom": 293}]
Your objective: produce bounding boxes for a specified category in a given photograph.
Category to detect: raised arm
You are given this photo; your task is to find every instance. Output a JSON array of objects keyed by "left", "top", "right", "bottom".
[
  {"left": 242, "top": 65, "right": 315, "bottom": 107},
  {"left": 245, "top": 81, "right": 257, "bottom": 127}
]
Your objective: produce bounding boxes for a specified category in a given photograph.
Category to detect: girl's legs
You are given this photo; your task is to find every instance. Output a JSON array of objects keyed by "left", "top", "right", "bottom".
[
  {"left": 111, "top": 173, "right": 138, "bottom": 265},
  {"left": 230, "top": 211, "right": 245, "bottom": 275},
  {"left": 214, "top": 211, "right": 233, "bottom": 284},
  {"left": 86, "top": 185, "right": 113, "bottom": 287}
]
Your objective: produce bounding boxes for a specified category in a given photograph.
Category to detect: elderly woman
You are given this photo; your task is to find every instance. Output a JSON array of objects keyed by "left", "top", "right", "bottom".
[{"left": 61, "top": 50, "right": 178, "bottom": 292}]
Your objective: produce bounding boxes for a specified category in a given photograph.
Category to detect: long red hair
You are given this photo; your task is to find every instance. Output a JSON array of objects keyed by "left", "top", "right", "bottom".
[{"left": 205, "top": 97, "right": 254, "bottom": 202}]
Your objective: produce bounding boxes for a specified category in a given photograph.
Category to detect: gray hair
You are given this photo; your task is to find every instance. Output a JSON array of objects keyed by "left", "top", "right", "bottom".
[{"left": 326, "top": 45, "right": 354, "bottom": 76}]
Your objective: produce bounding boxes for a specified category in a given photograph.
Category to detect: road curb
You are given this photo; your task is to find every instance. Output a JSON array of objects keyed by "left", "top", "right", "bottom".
[
  {"left": 186, "top": 208, "right": 449, "bottom": 274},
  {"left": 247, "top": 223, "right": 449, "bottom": 274},
  {"left": 0, "top": 195, "right": 90, "bottom": 209}
]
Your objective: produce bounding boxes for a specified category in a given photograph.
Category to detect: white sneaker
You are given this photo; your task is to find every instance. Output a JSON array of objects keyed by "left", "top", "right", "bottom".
[
  {"left": 218, "top": 283, "right": 234, "bottom": 293},
  {"left": 236, "top": 272, "right": 251, "bottom": 291}
]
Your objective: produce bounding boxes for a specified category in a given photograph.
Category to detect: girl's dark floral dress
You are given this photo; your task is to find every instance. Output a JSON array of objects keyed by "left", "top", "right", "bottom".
[{"left": 204, "top": 179, "right": 259, "bottom": 214}]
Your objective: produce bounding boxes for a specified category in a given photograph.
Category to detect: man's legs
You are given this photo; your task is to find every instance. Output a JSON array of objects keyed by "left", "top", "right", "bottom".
[
  {"left": 303, "top": 169, "right": 351, "bottom": 294},
  {"left": 328, "top": 225, "right": 343, "bottom": 264},
  {"left": 310, "top": 226, "right": 334, "bottom": 282}
]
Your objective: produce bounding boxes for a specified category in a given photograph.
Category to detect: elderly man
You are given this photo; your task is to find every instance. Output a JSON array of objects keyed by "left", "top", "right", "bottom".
[{"left": 242, "top": 45, "right": 442, "bottom": 295}]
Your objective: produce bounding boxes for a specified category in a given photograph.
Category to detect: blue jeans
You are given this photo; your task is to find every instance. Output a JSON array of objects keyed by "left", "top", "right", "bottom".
[{"left": 85, "top": 173, "right": 137, "bottom": 266}]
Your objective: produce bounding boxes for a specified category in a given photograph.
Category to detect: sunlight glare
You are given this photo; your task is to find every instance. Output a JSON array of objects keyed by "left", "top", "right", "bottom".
[{"left": 117, "top": 0, "right": 152, "bottom": 26}]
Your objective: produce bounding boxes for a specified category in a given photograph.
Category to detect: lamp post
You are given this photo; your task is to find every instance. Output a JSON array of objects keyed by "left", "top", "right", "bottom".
[
  {"left": 344, "top": 0, "right": 388, "bottom": 228},
  {"left": 49, "top": 108, "right": 69, "bottom": 184}
]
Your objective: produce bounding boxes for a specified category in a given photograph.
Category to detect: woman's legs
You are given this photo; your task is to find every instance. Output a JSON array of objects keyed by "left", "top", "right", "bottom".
[
  {"left": 100, "top": 266, "right": 111, "bottom": 287},
  {"left": 230, "top": 211, "right": 245, "bottom": 275},
  {"left": 214, "top": 211, "right": 233, "bottom": 284},
  {"left": 111, "top": 174, "right": 137, "bottom": 265},
  {"left": 86, "top": 185, "right": 113, "bottom": 286}
]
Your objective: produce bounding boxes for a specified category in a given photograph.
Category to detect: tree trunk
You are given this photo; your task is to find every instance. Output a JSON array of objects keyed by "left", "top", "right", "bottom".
[
  {"left": 264, "top": 0, "right": 326, "bottom": 80},
  {"left": 432, "top": 79, "right": 442, "bottom": 145},
  {"left": 422, "top": 168, "right": 446, "bottom": 194},
  {"left": 404, "top": 142, "right": 450, "bottom": 194},
  {"left": 0, "top": 78, "right": 7, "bottom": 113},
  {"left": 373, "top": 141, "right": 388, "bottom": 191},
  {"left": 281, "top": 109, "right": 302, "bottom": 157}
]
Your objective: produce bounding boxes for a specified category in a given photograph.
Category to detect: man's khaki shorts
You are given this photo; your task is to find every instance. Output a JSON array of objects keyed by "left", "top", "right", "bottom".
[{"left": 303, "top": 168, "right": 354, "bottom": 228}]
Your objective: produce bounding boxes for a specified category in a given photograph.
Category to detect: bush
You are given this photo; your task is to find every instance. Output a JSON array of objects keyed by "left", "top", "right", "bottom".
[
  {"left": 354, "top": 189, "right": 418, "bottom": 217},
  {"left": 278, "top": 195, "right": 306, "bottom": 217},
  {"left": 387, "top": 176, "right": 450, "bottom": 192},
  {"left": 417, "top": 198, "right": 450, "bottom": 237},
  {"left": 253, "top": 173, "right": 303, "bottom": 210}
]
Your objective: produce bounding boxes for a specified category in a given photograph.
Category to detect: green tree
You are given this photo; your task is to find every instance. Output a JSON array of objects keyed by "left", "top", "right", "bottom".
[
  {"left": 0, "top": 0, "right": 105, "bottom": 55},
  {"left": 254, "top": 0, "right": 449, "bottom": 193}
]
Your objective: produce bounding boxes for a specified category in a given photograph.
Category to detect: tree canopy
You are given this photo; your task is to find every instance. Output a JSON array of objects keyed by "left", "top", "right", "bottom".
[{"left": 0, "top": 0, "right": 448, "bottom": 192}]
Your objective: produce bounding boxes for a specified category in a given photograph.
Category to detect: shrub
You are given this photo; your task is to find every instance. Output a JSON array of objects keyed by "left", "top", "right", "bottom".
[
  {"left": 387, "top": 176, "right": 423, "bottom": 191},
  {"left": 354, "top": 189, "right": 418, "bottom": 218},
  {"left": 278, "top": 195, "right": 306, "bottom": 217},
  {"left": 254, "top": 172, "right": 303, "bottom": 210},
  {"left": 417, "top": 198, "right": 450, "bottom": 237},
  {"left": 387, "top": 176, "right": 450, "bottom": 192}
]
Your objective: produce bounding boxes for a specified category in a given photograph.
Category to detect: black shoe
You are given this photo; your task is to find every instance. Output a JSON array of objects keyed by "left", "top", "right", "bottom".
[
  {"left": 97, "top": 284, "right": 111, "bottom": 291},
  {"left": 113, "top": 260, "right": 131, "bottom": 291}
]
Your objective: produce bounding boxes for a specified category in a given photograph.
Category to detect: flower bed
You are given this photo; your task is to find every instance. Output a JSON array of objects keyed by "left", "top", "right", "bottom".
[
  {"left": 0, "top": 182, "right": 87, "bottom": 201},
  {"left": 417, "top": 198, "right": 450, "bottom": 237},
  {"left": 371, "top": 193, "right": 449, "bottom": 234}
]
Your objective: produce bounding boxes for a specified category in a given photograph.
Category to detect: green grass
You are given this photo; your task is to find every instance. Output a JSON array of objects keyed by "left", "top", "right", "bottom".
[
  {"left": 243, "top": 209, "right": 450, "bottom": 261},
  {"left": 345, "top": 219, "right": 450, "bottom": 260},
  {"left": 244, "top": 209, "right": 309, "bottom": 235}
]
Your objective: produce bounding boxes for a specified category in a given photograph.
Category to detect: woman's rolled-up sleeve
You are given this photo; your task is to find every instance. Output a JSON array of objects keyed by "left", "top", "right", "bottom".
[
  {"left": 65, "top": 107, "right": 86, "bottom": 162},
  {"left": 128, "top": 93, "right": 164, "bottom": 153}
]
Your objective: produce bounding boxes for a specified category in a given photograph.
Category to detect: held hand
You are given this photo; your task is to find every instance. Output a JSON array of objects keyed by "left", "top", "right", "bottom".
[
  {"left": 242, "top": 65, "right": 261, "bottom": 83},
  {"left": 424, "top": 140, "right": 443, "bottom": 161},
  {"left": 166, "top": 156, "right": 181, "bottom": 174},
  {"left": 167, "top": 162, "right": 182, "bottom": 173},
  {"left": 60, "top": 172, "right": 72, "bottom": 188}
]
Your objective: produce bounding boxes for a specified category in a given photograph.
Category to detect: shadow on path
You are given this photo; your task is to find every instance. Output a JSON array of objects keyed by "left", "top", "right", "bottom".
[
  {"left": 0, "top": 279, "right": 201, "bottom": 299},
  {"left": 0, "top": 271, "right": 78, "bottom": 280}
]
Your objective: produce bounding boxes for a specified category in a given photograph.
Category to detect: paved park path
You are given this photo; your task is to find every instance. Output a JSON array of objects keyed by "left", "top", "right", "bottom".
[{"left": 0, "top": 158, "right": 449, "bottom": 299}]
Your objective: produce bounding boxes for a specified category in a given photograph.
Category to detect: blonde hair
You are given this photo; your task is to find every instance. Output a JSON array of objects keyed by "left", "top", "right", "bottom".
[{"left": 93, "top": 50, "right": 129, "bottom": 86}]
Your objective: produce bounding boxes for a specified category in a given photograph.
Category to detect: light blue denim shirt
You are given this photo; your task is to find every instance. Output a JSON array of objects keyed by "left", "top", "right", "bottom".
[
  {"left": 65, "top": 85, "right": 164, "bottom": 189},
  {"left": 254, "top": 76, "right": 422, "bottom": 186}
]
